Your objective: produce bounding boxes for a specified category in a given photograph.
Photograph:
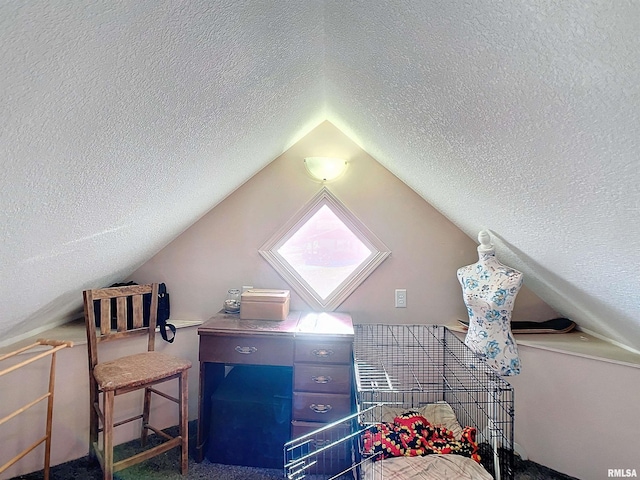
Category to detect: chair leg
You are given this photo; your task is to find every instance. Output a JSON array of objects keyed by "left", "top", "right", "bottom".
[
  {"left": 180, "top": 370, "right": 189, "bottom": 474},
  {"left": 141, "top": 386, "right": 152, "bottom": 446},
  {"left": 102, "top": 390, "right": 114, "bottom": 480},
  {"left": 88, "top": 381, "right": 99, "bottom": 465}
]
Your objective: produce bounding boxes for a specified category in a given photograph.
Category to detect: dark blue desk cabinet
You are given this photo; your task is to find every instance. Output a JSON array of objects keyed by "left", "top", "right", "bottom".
[{"left": 196, "top": 311, "right": 354, "bottom": 465}]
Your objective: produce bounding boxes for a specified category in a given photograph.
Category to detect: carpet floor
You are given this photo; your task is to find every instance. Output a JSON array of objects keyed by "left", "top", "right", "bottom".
[{"left": 9, "top": 421, "right": 578, "bottom": 480}]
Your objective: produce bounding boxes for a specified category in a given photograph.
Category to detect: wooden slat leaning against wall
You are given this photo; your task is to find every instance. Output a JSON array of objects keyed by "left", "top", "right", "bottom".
[{"left": 0, "top": 339, "right": 73, "bottom": 480}]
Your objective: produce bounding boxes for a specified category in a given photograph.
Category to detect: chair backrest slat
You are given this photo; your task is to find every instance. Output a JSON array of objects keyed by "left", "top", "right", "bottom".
[
  {"left": 83, "top": 283, "right": 159, "bottom": 370},
  {"left": 116, "top": 296, "right": 127, "bottom": 332},
  {"left": 100, "top": 298, "right": 111, "bottom": 336},
  {"left": 132, "top": 294, "right": 144, "bottom": 329}
]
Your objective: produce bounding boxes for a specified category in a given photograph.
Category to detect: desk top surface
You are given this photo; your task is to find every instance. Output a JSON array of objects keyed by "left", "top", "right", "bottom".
[{"left": 198, "top": 311, "right": 354, "bottom": 338}]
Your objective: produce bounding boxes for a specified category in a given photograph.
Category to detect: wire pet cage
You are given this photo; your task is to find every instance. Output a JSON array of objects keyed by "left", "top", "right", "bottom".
[{"left": 284, "top": 324, "right": 514, "bottom": 480}]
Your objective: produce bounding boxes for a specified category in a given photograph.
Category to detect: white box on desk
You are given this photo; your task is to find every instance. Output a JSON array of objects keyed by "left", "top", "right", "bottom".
[{"left": 240, "top": 289, "right": 290, "bottom": 321}]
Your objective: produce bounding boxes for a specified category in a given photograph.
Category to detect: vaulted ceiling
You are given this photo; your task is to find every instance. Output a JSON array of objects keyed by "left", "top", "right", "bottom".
[{"left": 2, "top": 1, "right": 638, "bottom": 351}]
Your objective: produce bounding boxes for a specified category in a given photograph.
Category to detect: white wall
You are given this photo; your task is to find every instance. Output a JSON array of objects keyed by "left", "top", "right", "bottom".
[
  {"left": 131, "top": 121, "right": 555, "bottom": 327},
  {"left": 509, "top": 347, "right": 640, "bottom": 480}
]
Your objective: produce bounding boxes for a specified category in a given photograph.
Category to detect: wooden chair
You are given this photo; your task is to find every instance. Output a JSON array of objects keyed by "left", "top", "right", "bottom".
[{"left": 83, "top": 283, "right": 191, "bottom": 480}]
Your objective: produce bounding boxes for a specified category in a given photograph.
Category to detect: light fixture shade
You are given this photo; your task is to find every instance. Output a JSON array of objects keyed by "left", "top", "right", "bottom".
[{"left": 304, "top": 157, "right": 348, "bottom": 182}]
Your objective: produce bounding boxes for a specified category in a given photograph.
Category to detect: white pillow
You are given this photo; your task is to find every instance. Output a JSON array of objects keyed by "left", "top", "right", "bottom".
[{"left": 420, "top": 402, "right": 463, "bottom": 438}]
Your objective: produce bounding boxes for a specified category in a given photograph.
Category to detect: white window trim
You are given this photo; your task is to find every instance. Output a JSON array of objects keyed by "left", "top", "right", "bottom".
[{"left": 259, "top": 187, "right": 391, "bottom": 311}]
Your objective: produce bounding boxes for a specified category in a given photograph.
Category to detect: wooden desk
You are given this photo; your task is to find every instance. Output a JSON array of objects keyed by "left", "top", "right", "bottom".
[{"left": 196, "top": 310, "right": 354, "bottom": 463}]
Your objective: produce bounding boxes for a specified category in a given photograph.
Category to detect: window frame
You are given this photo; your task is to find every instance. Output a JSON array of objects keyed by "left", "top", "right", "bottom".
[{"left": 259, "top": 187, "right": 391, "bottom": 311}]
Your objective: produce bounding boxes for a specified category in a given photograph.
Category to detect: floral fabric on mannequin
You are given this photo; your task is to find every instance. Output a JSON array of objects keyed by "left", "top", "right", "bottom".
[{"left": 457, "top": 231, "right": 522, "bottom": 376}]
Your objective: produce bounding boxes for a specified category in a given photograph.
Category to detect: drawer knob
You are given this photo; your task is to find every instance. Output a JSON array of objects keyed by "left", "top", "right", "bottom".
[
  {"left": 312, "top": 375, "right": 332, "bottom": 384},
  {"left": 310, "top": 403, "right": 332, "bottom": 414},
  {"left": 312, "top": 349, "right": 334, "bottom": 358},
  {"left": 235, "top": 346, "right": 258, "bottom": 355}
]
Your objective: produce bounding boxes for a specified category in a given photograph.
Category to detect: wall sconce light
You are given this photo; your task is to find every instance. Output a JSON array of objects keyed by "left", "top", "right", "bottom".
[{"left": 304, "top": 157, "right": 348, "bottom": 182}]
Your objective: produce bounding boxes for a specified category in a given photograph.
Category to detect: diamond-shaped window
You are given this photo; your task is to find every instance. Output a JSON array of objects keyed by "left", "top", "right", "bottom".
[{"left": 259, "top": 188, "right": 391, "bottom": 311}]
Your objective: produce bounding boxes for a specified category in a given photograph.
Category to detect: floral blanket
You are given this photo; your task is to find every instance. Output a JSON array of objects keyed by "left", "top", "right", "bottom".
[{"left": 363, "top": 411, "right": 480, "bottom": 463}]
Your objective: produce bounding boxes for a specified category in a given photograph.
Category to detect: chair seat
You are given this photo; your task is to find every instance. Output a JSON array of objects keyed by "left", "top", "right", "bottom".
[{"left": 94, "top": 351, "right": 192, "bottom": 392}]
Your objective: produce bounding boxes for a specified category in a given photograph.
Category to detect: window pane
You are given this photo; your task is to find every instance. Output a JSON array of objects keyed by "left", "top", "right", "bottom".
[
  {"left": 278, "top": 205, "right": 372, "bottom": 299},
  {"left": 259, "top": 187, "right": 390, "bottom": 311}
]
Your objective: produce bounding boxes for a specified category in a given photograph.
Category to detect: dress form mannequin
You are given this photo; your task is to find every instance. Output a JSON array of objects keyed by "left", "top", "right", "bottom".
[{"left": 457, "top": 231, "right": 522, "bottom": 376}]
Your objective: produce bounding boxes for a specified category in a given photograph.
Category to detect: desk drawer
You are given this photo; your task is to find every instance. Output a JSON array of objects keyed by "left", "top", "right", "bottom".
[
  {"left": 292, "top": 392, "right": 352, "bottom": 423},
  {"left": 294, "top": 364, "right": 351, "bottom": 394},
  {"left": 199, "top": 334, "right": 294, "bottom": 366},
  {"left": 295, "top": 340, "right": 352, "bottom": 364}
]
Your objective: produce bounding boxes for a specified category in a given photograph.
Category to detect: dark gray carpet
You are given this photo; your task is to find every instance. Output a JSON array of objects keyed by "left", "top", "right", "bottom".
[{"left": 10, "top": 421, "right": 578, "bottom": 480}]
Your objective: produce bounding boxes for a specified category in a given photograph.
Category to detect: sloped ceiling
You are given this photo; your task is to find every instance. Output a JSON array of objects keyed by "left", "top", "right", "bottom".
[{"left": 2, "top": 1, "right": 638, "bottom": 351}]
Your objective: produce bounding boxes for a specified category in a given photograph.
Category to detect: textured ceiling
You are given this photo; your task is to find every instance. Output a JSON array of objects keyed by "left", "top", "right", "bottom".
[{"left": 1, "top": 1, "right": 639, "bottom": 351}]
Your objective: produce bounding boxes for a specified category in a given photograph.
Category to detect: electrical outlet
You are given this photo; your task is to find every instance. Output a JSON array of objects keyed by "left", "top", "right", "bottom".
[{"left": 395, "top": 289, "right": 407, "bottom": 308}]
